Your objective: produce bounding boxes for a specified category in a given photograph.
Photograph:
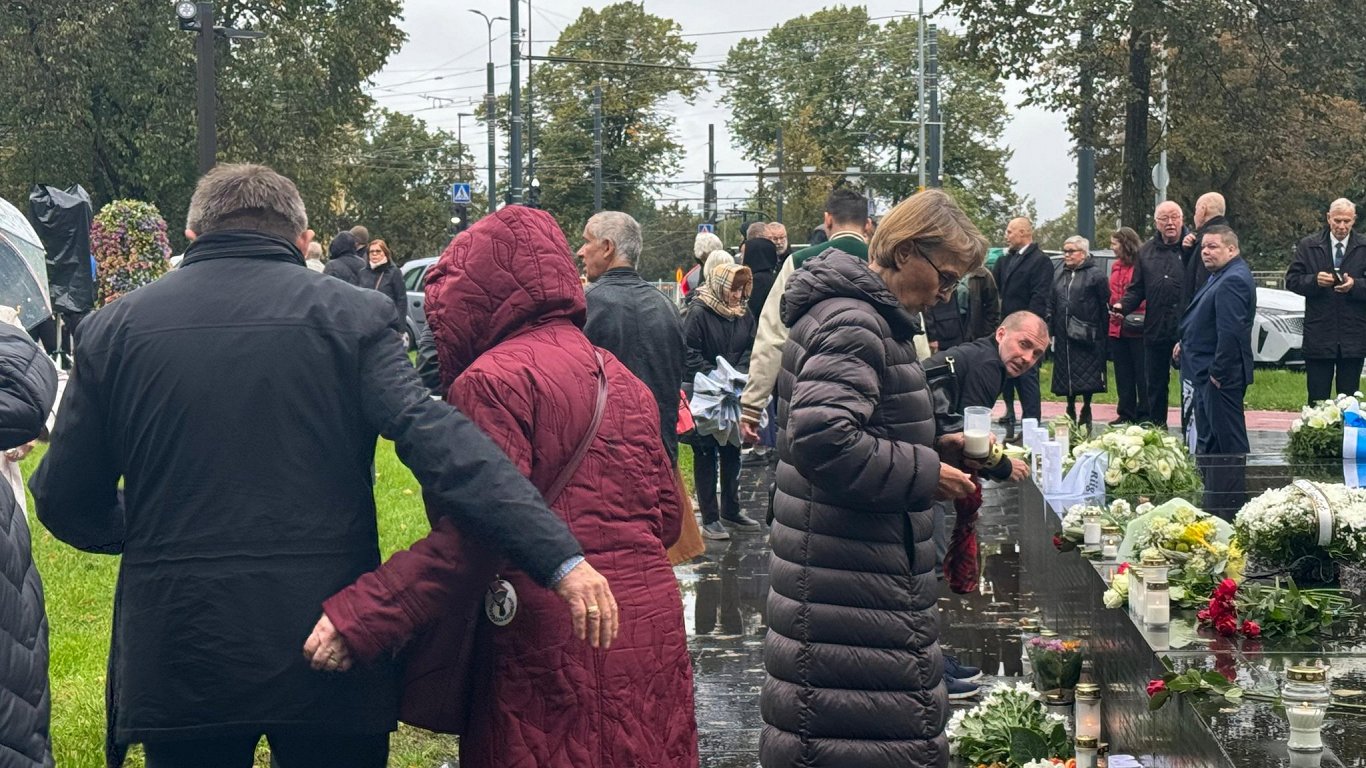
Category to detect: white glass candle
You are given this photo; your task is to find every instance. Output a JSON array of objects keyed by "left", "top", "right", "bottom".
[
  {"left": 1082, "top": 515, "right": 1102, "bottom": 547},
  {"left": 1043, "top": 441, "right": 1063, "bottom": 490},
  {"left": 1283, "top": 665, "right": 1331, "bottom": 753},
  {"left": 1287, "top": 704, "right": 1325, "bottom": 751},
  {"left": 1100, "top": 526, "right": 1121, "bottom": 559},
  {"left": 1074, "top": 736, "right": 1099, "bottom": 768},
  {"left": 963, "top": 406, "right": 992, "bottom": 458},
  {"left": 1074, "top": 683, "right": 1101, "bottom": 740},
  {"left": 1129, "top": 567, "right": 1145, "bottom": 615},
  {"left": 1144, "top": 581, "right": 1170, "bottom": 627}
]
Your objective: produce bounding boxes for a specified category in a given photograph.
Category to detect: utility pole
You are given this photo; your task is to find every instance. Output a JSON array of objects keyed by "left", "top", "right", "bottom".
[
  {"left": 175, "top": 2, "right": 264, "bottom": 175},
  {"left": 705, "top": 123, "right": 716, "bottom": 224},
  {"left": 927, "top": 23, "right": 941, "bottom": 188},
  {"left": 457, "top": 112, "right": 473, "bottom": 181},
  {"left": 1154, "top": 43, "right": 1171, "bottom": 208},
  {"left": 917, "top": 0, "right": 927, "bottom": 191},
  {"left": 1077, "top": 21, "right": 1097, "bottom": 242},
  {"left": 509, "top": 0, "right": 523, "bottom": 204},
  {"left": 470, "top": 10, "right": 505, "bottom": 212},
  {"left": 526, "top": 0, "right": 535, "bottom": 191},
  {"left": 592, "top": 84, "right": 603, "bottom": 212},
  {"left": 775, "top": 127, "right": 784, "bottom": 225}
]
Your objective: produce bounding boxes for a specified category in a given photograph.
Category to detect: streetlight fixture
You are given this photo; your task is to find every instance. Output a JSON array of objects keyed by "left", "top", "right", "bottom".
[
  {"left": 469, "top": 9, "right": 507, "bottom": 210},
  {"left": 175, "top": 2, "right": 268, "bottom": 175}
]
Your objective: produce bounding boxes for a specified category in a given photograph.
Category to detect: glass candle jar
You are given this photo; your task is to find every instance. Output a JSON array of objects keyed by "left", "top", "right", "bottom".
[
  {"left": 1074, "top": 735, "right": 1099, "bottom": 768},
  {"left": 1144, "top": 580, "right": 1170, "bottom": 627},
  {"left": 1082, "top": 513, "right": 1102, "bottom": 548},
  {"left": 1054, "top": 421, "right": 1070, "bottom": 451},
  {"left": 1074, "top": 682, "right": 1102, "bottom": 740},
  {"left": 1140, "top": 551, "right": 1170, "bottom": 585},
  {"left": 1020, "top": 620, "right": 1040, "bottom": 677},
  {"left": 1283, "top": 666, "right": 1331, "bottom": 752},
  {"left": 1100, "top": 525, "right": 1122, "bottom": 559},
  {"left": 1128, "top": 564, "right": 1146, "bottom": 615}
]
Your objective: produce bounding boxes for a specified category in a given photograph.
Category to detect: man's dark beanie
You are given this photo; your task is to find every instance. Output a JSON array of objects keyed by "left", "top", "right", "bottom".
[{"left": 329, "top": 232, "right": 357, "bottom": 260}]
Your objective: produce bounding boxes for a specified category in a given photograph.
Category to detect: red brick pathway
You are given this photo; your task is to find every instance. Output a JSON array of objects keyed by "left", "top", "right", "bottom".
[{"left": 991, "top": 401, "right": 1295, "bottom": 431}]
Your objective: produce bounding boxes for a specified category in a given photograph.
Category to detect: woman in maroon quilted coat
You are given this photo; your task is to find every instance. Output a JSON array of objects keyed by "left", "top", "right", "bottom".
[{"left": 322, "top": 206, "right": 698, "bottom": 767}]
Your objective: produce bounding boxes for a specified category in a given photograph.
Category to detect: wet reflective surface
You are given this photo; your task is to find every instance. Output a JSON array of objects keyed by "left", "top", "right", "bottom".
[{"left": 681, "top": 432, "right": 1366, "bottom": 767}]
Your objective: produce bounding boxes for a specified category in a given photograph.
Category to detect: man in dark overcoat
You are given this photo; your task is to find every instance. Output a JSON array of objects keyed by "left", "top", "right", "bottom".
[{"left": 1285, "top": 197, "right": 1366, "bottom": 403}]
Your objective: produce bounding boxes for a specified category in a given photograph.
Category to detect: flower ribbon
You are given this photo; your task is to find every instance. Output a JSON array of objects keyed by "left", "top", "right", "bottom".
[{"left": 1292, "top": 479, "right": 1335, "bottom": 547}]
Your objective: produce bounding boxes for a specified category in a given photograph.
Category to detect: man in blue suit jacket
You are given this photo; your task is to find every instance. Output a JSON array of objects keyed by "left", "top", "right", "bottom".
[{"left": 1177, "top": 225, "right": 1254, "bottom": 518}]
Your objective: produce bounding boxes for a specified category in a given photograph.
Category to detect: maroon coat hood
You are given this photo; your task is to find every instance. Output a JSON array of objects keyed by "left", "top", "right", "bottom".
[{"left": 425, "top": 206, "right": 587, "bottom": 387}]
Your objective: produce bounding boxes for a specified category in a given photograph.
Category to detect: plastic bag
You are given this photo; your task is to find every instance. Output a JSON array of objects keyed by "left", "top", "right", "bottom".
[{"left": 689, "top": 356, "right": 765, "bottom": 447}]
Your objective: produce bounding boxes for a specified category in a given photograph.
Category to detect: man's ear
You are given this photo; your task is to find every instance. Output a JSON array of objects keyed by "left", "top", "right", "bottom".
[
  {"left": 295, "top": 229, "right": 315, "bottom": 254},
  {"left": 185, "top": 229, "right": 197, "bottom": 241}
]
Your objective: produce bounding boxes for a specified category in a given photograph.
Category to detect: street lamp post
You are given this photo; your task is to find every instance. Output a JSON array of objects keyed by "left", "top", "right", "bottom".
[
  {"left": 470, "top": 9, "right": 506, "bottom": 210},
  {"left": 175, "top": 1, "right": 266, "bottom": 176}
]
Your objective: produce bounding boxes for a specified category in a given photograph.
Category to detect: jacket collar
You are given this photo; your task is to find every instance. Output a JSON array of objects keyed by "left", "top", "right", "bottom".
[{"left": 181, "top": 229, "right": 305, "bottom": 268}]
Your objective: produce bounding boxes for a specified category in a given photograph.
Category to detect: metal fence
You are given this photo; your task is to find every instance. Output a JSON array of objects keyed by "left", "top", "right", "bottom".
[{"left": 1251, "top": 271, "right": 1285, "bottom": 289}]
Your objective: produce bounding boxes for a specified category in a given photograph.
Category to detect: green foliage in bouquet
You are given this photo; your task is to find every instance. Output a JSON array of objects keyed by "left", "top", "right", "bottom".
[
  {"left": 947, "top": 683, "right": 1073, "bottom": 767},
  {"left": 1286, "top": 398, "right": 1354, "bottom": 462}
]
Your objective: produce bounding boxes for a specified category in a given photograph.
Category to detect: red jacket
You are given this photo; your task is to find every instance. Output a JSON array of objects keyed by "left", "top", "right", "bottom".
[
  {"left": 1109, "top": 260, "right": 1146, "bottom": 339},
  {"left": 324, "top": 207, "right": 697, "bottom": 767}
]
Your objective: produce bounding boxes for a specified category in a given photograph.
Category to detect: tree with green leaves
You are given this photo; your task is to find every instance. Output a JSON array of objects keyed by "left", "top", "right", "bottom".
[{"left": 719, "top": 7, "right": 1024, "bottom": 238}]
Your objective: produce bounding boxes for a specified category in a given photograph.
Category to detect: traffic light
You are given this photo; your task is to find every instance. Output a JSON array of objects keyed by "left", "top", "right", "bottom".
[{"left": 450, "top": 204, "right": 468, "bottom": 235}]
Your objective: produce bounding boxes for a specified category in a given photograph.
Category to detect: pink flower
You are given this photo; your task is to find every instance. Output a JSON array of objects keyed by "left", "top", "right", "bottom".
[
  {"left": 1241, "top": 620, "right": 1261, "bottom": 638},
  {"left": 1146, "top": 679, "right": 1167, "bottom": 697},
  {"left": 1117, "top": 562, "right": 1131, "bottom": 574}
]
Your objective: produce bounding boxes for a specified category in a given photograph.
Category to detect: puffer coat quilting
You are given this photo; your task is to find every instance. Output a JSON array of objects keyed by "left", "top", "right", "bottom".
[
  {"left": 760, "top": 249, "right": 947, "bottom": 768},
  {"left": 1049, "top": 257, "right": 1110, "bottom": 396}
]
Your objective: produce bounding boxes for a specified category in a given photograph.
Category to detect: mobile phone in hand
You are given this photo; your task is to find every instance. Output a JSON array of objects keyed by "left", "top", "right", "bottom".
[{"left": 1333, "top": 268, "right": 1346, "bottom": 285}]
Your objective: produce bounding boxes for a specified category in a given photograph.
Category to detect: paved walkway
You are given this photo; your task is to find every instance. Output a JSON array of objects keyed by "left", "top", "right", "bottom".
[{"left": 995, "top": 401, "right": 1296, "bottom": 431}]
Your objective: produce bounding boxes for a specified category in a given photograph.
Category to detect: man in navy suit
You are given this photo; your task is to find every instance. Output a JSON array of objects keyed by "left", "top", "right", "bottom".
[{"left": 1176, "top": 225, "right": 1254, "bottom": 519}]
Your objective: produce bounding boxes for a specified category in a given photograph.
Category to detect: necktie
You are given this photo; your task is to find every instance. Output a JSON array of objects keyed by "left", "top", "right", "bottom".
[{"left": 1336, "top": 242, "right": 1345, "bottom": 268}]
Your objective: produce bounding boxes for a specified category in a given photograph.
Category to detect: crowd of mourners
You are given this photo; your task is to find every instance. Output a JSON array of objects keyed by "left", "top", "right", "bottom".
[{"left": 0, "top": 159, "right": 1359, "bottom": 768}]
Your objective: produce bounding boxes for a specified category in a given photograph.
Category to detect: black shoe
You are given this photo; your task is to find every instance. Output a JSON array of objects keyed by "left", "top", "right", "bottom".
[
  {"left": 720, "top": 512, "right": 762, "bottom": 530},
  {"left": 701, "top": 521, "right": 730, "bottom": 540},
  {"left": 1109, "top": 418, "right": 1126, "bottom": 426}
]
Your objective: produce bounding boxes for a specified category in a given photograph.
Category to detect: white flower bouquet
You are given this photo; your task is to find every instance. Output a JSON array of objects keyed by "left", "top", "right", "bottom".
[
  {"left": 1287, "top": 393, "right": 1362, "bottom": 464},
  {"left": 1234, "top": 481, "right": 1366, "bottom": 570},
  {"left": 1067, "top": 425, "right": 1202, "bottom": 502},
  {"left": 947, "top": 682, "right": 1072, "bottom": 766}
]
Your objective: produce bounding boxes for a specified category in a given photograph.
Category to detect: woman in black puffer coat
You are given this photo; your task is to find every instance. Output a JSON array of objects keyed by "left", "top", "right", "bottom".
[
  {"left": 1049, "top": 236, "right": 1110, "bottom": 429},
  {"left": 365, "top": 238, "right": 409, "bottom": 342},
  {"left": 760, "top": 190, "right": 984, "bottom": 768},
  {"left": 0, "top": 322, "right": 58, "bottom": 768}
]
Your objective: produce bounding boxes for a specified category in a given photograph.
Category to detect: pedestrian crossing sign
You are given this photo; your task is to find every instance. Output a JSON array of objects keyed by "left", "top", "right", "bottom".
[{"left": 450, "top": 183, "right": 472, "bottom": 205}]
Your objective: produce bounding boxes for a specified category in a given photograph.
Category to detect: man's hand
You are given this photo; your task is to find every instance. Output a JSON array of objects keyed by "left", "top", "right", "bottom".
[
  {"left": 3, "top": 441, "right": 34, "bottom": 462},
  {"left": 1008, "top": 458, "right": 1030, "bottom": 482},
  {"left": 1183, "top": 233, "right": 1197, "bottom": 249},
  {"left": 1109, "top": 303, "right": 1124, "bottom": 316},
  {"left": 302, "top": 613, "right": 353, "bottom": 672},
  {"left": 1210, "top": 375, "right": 1221, "bottom": 389},
  {"left": 934, "top": 463, "right": 975, "bottom": 501},
  {"left": 554, "top": 560, "right": 619, "bottom": 649},
  {"left": 740, "top": 421, "right": 760, "bottom": 446},
  {"left": 1317, "top": 271, "right": 1337, "bottom": 288},
  {"left": 1172, "top": 342, "right": 1181, "bottom": 365},
  {"left": 928, "top": 340, "right": 940, "bottom": 352},
  {"left": 936, "top": 432, "right": 966, "bottom": 468},
  {"left": 1336, "top": 274, "right": 1355, "bottom": 293}
]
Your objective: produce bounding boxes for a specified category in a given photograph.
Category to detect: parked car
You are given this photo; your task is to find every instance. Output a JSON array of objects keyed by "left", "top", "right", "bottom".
[{"left": 401, "top": 256, "right": 437, "bottom": 350}]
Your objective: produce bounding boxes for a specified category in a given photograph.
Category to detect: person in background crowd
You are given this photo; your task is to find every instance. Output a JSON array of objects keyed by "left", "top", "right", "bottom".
[
  {"left": 1108, "top": 227, "right": 1146, "bottom": 424},
  {"left": 993, "top": 217, "right": 1052, "bottom": 438},
  {"left": 742, "top": 235, "right": 781, "bottom": 321},
  {"left": 760, "top": 189, "right": 983, "bottom": 768},
  {"left": 684, "top": 263, "right": 759, "bottom": 540},
  {"left": 0, "top": 322, "right": 57, "bottom": 768},
  {"left": 365, "top": 238, "right": 408, "bottom": 341},
  {"left": 581, "top": 211, "right": 686, "bottom": 463},
  {"left": 740, "top": 188, "right": 871, "bottom": 445},
  {"left": 323, "top": 206, "right": 695, "bottom": 768},
  {"left": 766, "top": 222, "right": 791, "bottom": 259},
  {"left": 1285, "top": 198, "right": 1366, "bottom": 403},
  {"left": 1115, "top": 200, "right": 1187, "bottom": 426},
  {"left": 31, "top": 163, "right": 614, "bottom": 768},
  {"left": 1177, "top": 225, "right": 1254, "bottom": 520},
  {"left": 959, "top": 264, "right": 1001, "bottom": 342},
  {"left": 349, "top": 225, "right": 370, "bottom": 260},
  {"left": 1048, "top": 236, "right": 1109, "bottom": 431},
  {"left": 703, "top": 249, "right": 736, "bottom": 282},
  {"left": 923, "top": 280, "right": 965, "bottom": 353},
  {"left": 1182, "top": 192, "right": 1229, "bottom": 307},
  {"left": 304, "top": 241, "right": 325, "bottom": 272},
  {"left": 808, "top": 223, "right": 828, "bottom": 246},
  {"left": 323, "top": 231, "right": 366, "bottom": 286},
  {"left": 682, "top": 231, "right": 723, "bottom": 298}
]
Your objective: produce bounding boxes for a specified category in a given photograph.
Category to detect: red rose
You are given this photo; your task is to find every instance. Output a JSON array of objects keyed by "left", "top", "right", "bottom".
[
  {"left": 1214, "top": 578, "right": 1238, "bottom": 600},
  {"left": 1241, "top": 620, "right": 1261, "bottom": 638},
  {"left": 1146, "top": 679, "right": 1167, "bottom": 697},
  {"left": 1215, "top": 614, "right": 1239, "bottom": 637},
  {"left": 1053, "top": 534, "right": 1063, "bottom": 548},
  {"left": 1117, "top": 562, "right": 1131, "bottom": 574},
  {"left": 1197, "top": 607, "right": 1212, "bottom": 623}
]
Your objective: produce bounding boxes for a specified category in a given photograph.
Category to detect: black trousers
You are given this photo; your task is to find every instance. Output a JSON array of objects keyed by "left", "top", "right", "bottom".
[
  {"left": 1193, "top": 382, "right": 1249, "bottom": 521},
  {"left": 1143, "top": 339, "right": 1176, "bottom": 427},
  {"left": 1001, "top": 364, "right": 1041, "bottom": 422},
  {"left": 143, "top": 730, "right": 389, "bottom": 768},
  {"left": 693, "top": 440, "right": 741, "bottom": 524},
  {"left": 1111, "top": 336, "right": 1147, "bottom": 423},
  {"left": 1305, "top": 357, "right": 1365, "bottom": 404}
]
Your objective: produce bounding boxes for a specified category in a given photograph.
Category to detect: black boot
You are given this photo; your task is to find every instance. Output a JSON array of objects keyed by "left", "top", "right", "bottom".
[{"left": 1080, "top": 404, "right": 1093, "bottom": 435}]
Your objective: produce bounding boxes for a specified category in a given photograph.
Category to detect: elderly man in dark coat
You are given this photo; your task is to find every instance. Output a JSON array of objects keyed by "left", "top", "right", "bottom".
[
  {"left": 0, "top": 323, "right": 57, "bottom": 768},
  {"left": 30, "top": 163, "right": 615, "bottom": 768},
  {"left": 580, "top": 211, "right": 685, "bottom": 462},
  {"left": 993, "top": 217, "right": 1052, "bottom": 436},
  {"left": 1115, "top": 200, "right": 1188, "bottom": 426},
  {"left": 1285, "top": 198, "right": 1366, "bottom": 404}
]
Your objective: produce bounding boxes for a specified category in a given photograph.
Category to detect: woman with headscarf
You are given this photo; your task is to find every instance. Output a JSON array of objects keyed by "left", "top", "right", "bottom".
[
  {"left": 760, "top": 189, "right": 984, "bottom": 768},
  {"left": 742, "top": 236, "right": 781, "bottom": 319},
  {"left": 682, "top": 262, "right": 757, "bottom": 539},
  {"left": 321, "top": 206, "right": 697, "bottom": 767}
]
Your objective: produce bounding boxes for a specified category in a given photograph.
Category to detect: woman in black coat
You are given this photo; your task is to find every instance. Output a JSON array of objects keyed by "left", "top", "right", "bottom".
[
  {"left": 683, "top": 263, "right": 757, "bottom": 539},
  {"left": 366, "top": 238, "right": 409, "bottom": 341},
  {"left": 1049, "top": 236, "right": 1110, "bottom": 429},
  {"left": 742, "top": 237, "right": 781, "bottom": 319}
]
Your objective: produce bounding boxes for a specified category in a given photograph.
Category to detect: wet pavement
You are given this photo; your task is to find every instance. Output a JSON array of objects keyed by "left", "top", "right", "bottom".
[{"left": 677, "top": 429, "right": 1300, "bottom": 767}]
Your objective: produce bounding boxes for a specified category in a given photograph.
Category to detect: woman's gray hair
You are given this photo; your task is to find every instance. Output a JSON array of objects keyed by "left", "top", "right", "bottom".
[
  {"left": 693, "top": 231, "right": 723, "bottom": 261},
  {"left": 186, "top": 163, "right": 308, "bottom": 242},
  {"left": 702, "top": 249, "right": 735, "bottom": 280},
  {"left": 586, "top": 211, "right": 642, "bottom": 266},
  {"left": 1064, "top": 235, "right": 1090, "bottom": 253}
]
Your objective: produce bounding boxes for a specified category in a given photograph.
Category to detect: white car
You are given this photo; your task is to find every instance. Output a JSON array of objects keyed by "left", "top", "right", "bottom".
[{"left": 1253, "top": 287, "right": 1304, "bottom": 365}]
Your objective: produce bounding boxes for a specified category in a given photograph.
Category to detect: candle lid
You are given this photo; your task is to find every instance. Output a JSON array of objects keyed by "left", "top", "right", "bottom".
[
  {"left": 1147, "top": 581, "right": 1169, "bottom": 590},
  {"left": 1076, "top": 735, "right": 1099, "bottom": 749},
  {"left": 1075, "top": 682, "right": 1100, "bottom": 698},
  {"left": 1286, "top": 665, "right": 1328, "bottom": 683},
  {"left": 1040, "top": 629, "right": 1059, "bottom": 637},
  {"left": 1141, "top": 552, "right": 1167, "bottom": 565},
  {"left": 1101, "top": 525, "right": 1121, "bottom": 534}
]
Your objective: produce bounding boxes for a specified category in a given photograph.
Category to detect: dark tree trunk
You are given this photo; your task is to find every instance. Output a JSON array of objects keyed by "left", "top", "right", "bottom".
[{"left": 1121, "top": 4, "right": 1154, "bottom": 230}]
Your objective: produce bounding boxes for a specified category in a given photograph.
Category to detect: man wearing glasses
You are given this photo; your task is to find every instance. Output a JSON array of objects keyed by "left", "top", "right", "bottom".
[
  {"left": 1114, "top": 200, "right": 1189, "bottom": 426},
  {"left": 992, "top": 217, "right": 1052, "bottom": 439}
]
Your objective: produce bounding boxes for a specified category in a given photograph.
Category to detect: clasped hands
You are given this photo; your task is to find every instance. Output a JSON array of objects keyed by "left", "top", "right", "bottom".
[{"left": 1315, "top": 271, "right": 1355, "bottom": 292}]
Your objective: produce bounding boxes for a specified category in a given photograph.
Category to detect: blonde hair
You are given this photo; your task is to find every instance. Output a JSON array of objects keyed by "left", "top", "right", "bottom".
[{"left": 870, "top": 189, "right": 987, "bottom": 273}]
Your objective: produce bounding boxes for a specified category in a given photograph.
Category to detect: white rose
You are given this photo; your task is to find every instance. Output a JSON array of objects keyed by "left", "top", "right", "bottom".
[
  {"left": 1125, "top": 457, "right": 1141, "bottom": 472},
  {"left": 1292, "top": 419, "right": 1303, "bottom": 433},
  {"left": 1309, "top": 416, "right": 1327, "bottom": 430},
  {"left": 1105, "top": 467, "right": 1122, "bottom": 486},
  {"left": 1136, "top": 502, "right": 1155, "bottom": 515}
]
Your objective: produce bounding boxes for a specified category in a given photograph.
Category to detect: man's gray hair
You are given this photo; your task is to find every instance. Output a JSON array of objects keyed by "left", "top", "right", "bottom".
[
  {"left": 1329, "top": 198, "right": 1357, "bottom": 216},
  {"left": 186, "top": 163, "right": 308, "bottom": 241},
  {"left": 694, "top": 231, "right": 723, "bottom": 261},
  {"left": 745, "top": 221, "right": 769, "bottom": 239},
  {"left": 586, "top": 211, "right": 642, "bottom": 266},
  {"left": 1064, "top": 234, "right": 1090, "bottom": 253}
]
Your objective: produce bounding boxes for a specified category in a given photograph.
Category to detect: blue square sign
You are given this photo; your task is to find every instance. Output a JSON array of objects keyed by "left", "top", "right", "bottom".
[{"left": 450, "top": 183, "right": 472, "bottom": 204}]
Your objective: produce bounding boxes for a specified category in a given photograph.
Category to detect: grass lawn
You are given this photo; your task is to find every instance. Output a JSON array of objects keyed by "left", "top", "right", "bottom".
[{"left": 1036, "top": 359, "right": 1314, "bottom": 412}]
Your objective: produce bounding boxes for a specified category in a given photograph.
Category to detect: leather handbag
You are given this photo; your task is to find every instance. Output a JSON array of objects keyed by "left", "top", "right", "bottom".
[
  {"left": 1065, "top": 315, "right": 1098, "bottom": 344},
  {"left": 1122, "top": 311, "right": 1146, "bottom": 334},
  {"left": 398, "top": 352, "right": 609, "bottom": 735},
  {"left": 923, "top": 354, "right": 962, "bottom": 435}
]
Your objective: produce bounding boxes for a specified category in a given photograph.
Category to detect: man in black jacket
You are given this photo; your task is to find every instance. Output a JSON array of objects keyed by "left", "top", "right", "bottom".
[
  {"left": 581, "top": 211, "right": 686, "bottom": 463},
  {"left": 1182, "top": 192, "right": 1229, "bottom": 307},
  {"left": 1115, "top": 200, "right": 1188, "bottom": 426},
  {"left": 323, "top": 230, "right": 367, "bottom": 286},
  {"left": 1285, "top": 198, "right": 1366, "bottom": 403},
  {"left": 31, "top": 163, "right": 616, "bottom": 767},
  {"left": 992, "top": 217, "right": 1052, "bottom": 435}
]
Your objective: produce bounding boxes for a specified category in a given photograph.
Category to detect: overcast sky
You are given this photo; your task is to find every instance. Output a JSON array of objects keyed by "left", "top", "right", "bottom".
[{"left": 368, "top": 0, "right": 1074, "bottom": 228}]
